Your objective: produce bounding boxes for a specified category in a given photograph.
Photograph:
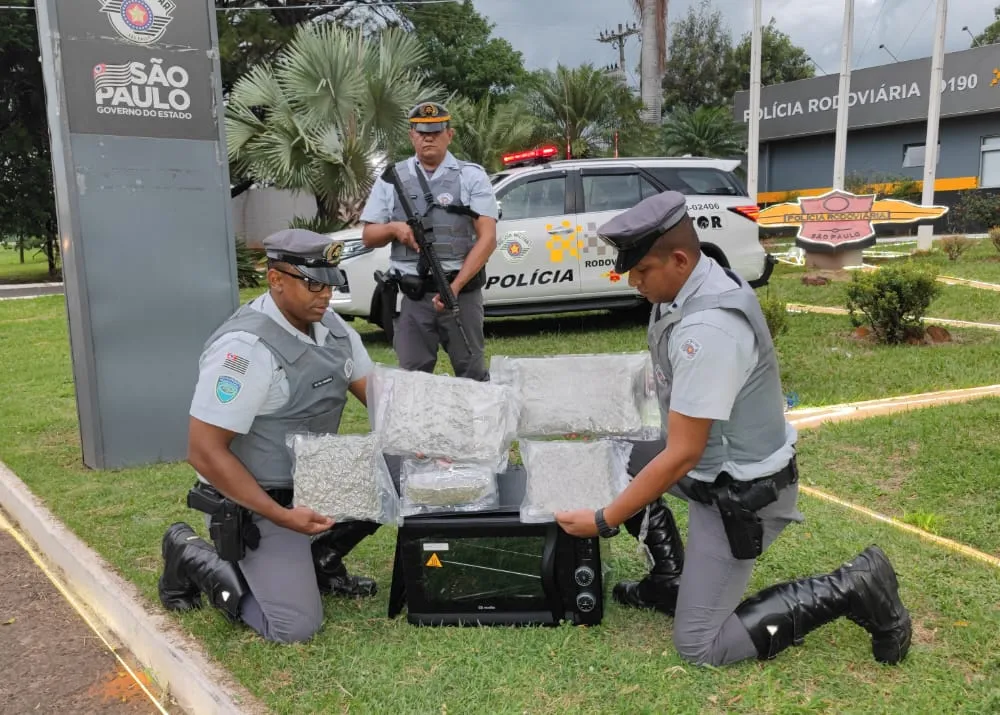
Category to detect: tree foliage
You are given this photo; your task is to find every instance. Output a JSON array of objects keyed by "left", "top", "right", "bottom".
[
  {"left": 721, "top": 18, "right": 815, "bottom": 101},
  {"left": 0, "top": 7, "right": 58, "bottom": 276},
  {"left": 225, "top": 23, "right": 441, "bottom": 220},
  {"left": 521, "top": 64, "right": 644, "bottom": 160},
  {"left": 661, "top": 105, "right": 744, "bottom": 158},
  {"left": 661, "top": 0, "right": 733, "bottom": 112},
  {"left": 446, "top": 96, "right": 535, "bottom": 173},
  {"left": 973, "top": 5, "right": 1000, "bottom": 47},
  {"left": 398, "top": 0, "right": 526, "bottom": 102}
]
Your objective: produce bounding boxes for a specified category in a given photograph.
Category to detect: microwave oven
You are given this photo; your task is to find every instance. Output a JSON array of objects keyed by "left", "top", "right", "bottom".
[{"left": 386, "top": 466, "right": 605, "bottom": 627}]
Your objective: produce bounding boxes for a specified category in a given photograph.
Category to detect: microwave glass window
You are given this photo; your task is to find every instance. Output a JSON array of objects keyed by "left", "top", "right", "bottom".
[{"left": 420, "top": 536, "right": 545, "bottom": 603}]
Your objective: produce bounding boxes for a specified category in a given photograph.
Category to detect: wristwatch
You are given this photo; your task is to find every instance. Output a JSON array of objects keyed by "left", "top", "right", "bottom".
[{"left": 595, "top": 508, "right": 620, "bottom": 538}]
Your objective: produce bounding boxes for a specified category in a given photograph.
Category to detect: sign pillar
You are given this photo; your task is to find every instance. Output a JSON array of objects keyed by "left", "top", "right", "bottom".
[{"left": 35, "top": 0, "right": 239, "bottom": 469}]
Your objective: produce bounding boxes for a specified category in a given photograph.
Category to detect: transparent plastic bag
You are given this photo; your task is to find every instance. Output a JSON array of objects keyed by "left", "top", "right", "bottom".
[
  {"left": 490, "top": 352, "right": 658, "bottom": 439},
  {"left": 400, "top": 458, "right": 498, "bottom": 516},
  {"left": 367, "top": 364, "right": 520, "bottom": 466},
  {"left": 288, "top": 431, "right": 402, "bottom": 525},
  {"left": 519, "top": 438, "right": 634, "bottom": 523}
]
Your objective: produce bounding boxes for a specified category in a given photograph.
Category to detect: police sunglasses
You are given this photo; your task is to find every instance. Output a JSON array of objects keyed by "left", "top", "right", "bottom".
[{"left": 273, "top": 268, "right": 332, "bottom": 293}]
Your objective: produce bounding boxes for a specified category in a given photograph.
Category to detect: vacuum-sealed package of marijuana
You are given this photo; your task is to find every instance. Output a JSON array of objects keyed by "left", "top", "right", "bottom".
[
  {"left": 490, "top": 352, "right": 658, "bottom": 439},
  {"left": 399, "top": 457, "right": 499, "bottom": 516},
  {"left": 288, "top": 431, "right": 401, "bottom": 525},
  {"left": 519, "top": 438, "right": 633, "bottom": 523},
  {"left": 367, "top": 364, "right": 520, "bottom": 467}
]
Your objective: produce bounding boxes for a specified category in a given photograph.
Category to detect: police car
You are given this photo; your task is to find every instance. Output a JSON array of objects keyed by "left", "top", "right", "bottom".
[{"left": 328, "top": 147, "right": 775, "bottom": 327}]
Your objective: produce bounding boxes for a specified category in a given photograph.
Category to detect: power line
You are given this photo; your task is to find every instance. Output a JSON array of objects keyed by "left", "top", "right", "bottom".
[
  {"left": 855, "top": 0, "right": 887, "bottom": 65},
  {"left": 897, "top": 0, "right": 934, "bottom": 58}
]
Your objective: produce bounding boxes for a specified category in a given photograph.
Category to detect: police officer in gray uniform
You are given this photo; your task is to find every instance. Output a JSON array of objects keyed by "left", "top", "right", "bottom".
[
  {"left": 157, "top": 229, "right": 381, "bottom": 644},
  {"left": 359, "top": 101, "right": 498, "bottom": 381},
  {"left": 556, "top": 191, "right": 912, "bottom": 667}
]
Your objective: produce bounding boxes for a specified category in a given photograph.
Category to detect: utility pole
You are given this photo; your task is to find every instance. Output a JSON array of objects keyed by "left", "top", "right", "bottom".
[
  {"left": 832, "top": 0, "right": 855, "bottom": 192},
  {"left": 747, "top": 0, "right": 762, "bottom": 204},
  {"left": 598, "top": 22, "right": 640, "bottom": 78},
  {"left": 918, "top": 0, "right": 948, "bottom": 251}
]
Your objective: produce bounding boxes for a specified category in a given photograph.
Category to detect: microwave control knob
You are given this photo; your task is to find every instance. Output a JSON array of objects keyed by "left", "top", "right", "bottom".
[
  {"left": 576, "top": 592, "right": 596, "bottom": 612},
  {"left": 574, "top": 566, "right": 595, "bottom": 587}
]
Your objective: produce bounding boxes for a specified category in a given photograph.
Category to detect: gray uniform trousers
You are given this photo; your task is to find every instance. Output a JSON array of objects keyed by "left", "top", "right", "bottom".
[
  {"left": 627, "top": 440, "right": 805, "bottom": 666},
  {"left": 393, "top": 288, "right": 488, "bottom": 380},
  {"left": 205, "top": 512, "right": 323, "bottom": 644}
]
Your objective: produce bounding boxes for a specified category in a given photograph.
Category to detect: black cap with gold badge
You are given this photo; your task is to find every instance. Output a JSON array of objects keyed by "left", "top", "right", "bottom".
[
  {"left": 408, "top": 101, "right": 451, "bottom": 133},
  {"left": 596, "top": 190, "right": 690, "bottom": 274},
  {"left": 263, "top": 228, "right": 346, "bottom": 287}
]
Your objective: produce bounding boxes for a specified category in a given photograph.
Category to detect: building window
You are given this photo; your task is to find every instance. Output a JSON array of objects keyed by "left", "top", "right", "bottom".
[
  {"left": 980, "top": 136, "right": 1000, "bottom": 188},
  {"left": 902, "top": 143, "right": 940, "bottom": 169}
]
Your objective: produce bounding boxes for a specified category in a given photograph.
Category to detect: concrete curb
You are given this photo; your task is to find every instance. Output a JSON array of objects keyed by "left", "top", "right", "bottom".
[
  {"left": 785, "top": 303, "right": 1000, "bottom": 332},
  {"left": 0, "top": 460, "right": 270, "bottom": 715},
  {"left": 787, "top": 384, "right": 1000, "bottom": 430}
]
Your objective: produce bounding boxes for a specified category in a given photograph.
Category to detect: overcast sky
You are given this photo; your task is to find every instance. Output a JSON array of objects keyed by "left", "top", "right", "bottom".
[{"left": 472, "top": 0, "right": 998, "bottom": 84}]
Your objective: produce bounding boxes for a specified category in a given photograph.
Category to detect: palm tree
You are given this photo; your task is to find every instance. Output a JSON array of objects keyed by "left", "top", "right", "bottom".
[
  {"left": 661, "top": 105, "right": 744, "bottom": 158},
  {"left": 225, "top": 23, "right": 441, "bottom": 223},
  {"left": 631, "top": 0, "right": 668, "bottom": 124},
  {"left": 446, "top": 95, "right": 536, "bottom": 173},
  {"left": 523, "top": 64, "right": 641, "bottom": 159}
]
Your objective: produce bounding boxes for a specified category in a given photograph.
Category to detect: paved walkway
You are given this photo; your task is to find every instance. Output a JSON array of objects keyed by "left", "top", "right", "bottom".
[
  {"left": 0, "top": 524, "right": 165, "bottom": 714},
  {"left": 0, "top": 282, "right": 64, "bottom": 301}
]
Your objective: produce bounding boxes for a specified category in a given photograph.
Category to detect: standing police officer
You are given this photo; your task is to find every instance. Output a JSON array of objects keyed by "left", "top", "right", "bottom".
[
  {"left": 359, "top": 101, "right": 498, "bottom": 381},
  {"left": 556, "top": 191, "right": 912, "bottom": 667},
  {"left": 157, "top": 229, "right": 381, "bottom": 644}
]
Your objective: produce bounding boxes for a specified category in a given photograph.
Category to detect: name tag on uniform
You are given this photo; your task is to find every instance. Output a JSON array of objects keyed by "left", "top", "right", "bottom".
[{"left": 312, "top": 376, "right": 335, "bottom": 389}]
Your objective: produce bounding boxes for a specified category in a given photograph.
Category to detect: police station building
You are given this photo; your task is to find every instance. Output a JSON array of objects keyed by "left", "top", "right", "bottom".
[{"left": 733, "top": 44, "right": 1000, "bottom": 222}]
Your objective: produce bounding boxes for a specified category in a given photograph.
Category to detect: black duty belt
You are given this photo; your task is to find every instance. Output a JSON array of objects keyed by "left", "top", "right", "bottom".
[
  {"left": 266, "top": 488, "right": 294, "bottom": 508},
  {"left": 678, "top": 456, "right": 799, "bottom": 510}
]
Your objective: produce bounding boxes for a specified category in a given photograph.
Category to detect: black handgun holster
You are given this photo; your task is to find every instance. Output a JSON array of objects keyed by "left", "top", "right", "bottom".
[{"left": 186, "top": 482, "right": 260, "bottom": 563}]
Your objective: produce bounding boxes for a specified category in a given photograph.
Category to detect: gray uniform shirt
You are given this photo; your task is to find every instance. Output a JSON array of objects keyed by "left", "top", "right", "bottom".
[
  {"left": 359, "top": 151, "right": 499, "bottom": 275},
  {"left": 648, "top": 256, "right": 797, "bottom": 482}
]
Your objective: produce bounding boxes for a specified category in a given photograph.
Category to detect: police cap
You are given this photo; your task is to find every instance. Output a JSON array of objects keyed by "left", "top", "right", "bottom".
[
  {"left": 263, "top": 228, "right": 346, "bottom": 287},
  {"left": 596, "top": 190, "right": 690, "bottom": 274},
  {"left": 408, "top": 101, "right": 451, "bottom": 133}
]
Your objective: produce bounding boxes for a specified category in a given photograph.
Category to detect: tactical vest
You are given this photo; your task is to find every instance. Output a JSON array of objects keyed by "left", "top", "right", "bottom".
[
  {"left": 647, "top": 263, "right": 788, "bottom": 482},
  {"left": 389, "top": 158, "right": 476, "bottom": 267},
  {"left": 203, "top": 304, "right": 355, "bottom": 489}
]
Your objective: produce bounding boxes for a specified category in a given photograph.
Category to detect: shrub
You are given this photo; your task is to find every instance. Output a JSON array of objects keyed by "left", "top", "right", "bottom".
[
  {"left": 939, "top": 234, "right": 975, "bottom": 261},
  {"left": 235, "top": 238, "right": 262, "bottom": 289},
  {"left": 990, "top": 226, "right": 1000, "bottom": 255},
  {"left": 758, "top": 293, "right": 789, "bottom": 342},
  {"left": 845, "top": 263, "right": 941, "bottom": 344},
  {"left": 947, "top": 191, "right": 1000, "bottom": 234}
]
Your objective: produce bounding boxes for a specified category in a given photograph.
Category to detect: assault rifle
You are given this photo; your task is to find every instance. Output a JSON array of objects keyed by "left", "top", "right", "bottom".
[{"left": 380, "top": 164, "right": 472, "bottom": 353}]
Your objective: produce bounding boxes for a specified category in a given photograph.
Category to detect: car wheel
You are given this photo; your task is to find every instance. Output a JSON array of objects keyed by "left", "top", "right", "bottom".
[{"left": 700, "top": 243, "right": 730, "bottom": 268}]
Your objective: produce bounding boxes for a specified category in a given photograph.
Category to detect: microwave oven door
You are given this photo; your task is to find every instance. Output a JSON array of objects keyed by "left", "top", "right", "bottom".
[{"left": 394, "top": 515, "right": 564, "bottom": 626}]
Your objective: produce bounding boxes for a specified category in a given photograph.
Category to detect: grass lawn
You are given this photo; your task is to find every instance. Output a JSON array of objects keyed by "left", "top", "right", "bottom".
[
  {"left": 0, "top": 246, "right": 58, "bottom": 284},
  {"left": 3, "top": 290, "right": 1000, "bottom": 712},
  {"left": 796, "top": 396, "right": 1000, "bottom": 556}
]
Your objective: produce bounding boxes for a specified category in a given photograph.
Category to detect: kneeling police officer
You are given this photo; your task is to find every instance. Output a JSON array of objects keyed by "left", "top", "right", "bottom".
[
  {"left": 157, "top": 229, "right": 380, "bottom": 644},
  {"left": 556, "top": 191, "right": 912, "bottom": 667}
]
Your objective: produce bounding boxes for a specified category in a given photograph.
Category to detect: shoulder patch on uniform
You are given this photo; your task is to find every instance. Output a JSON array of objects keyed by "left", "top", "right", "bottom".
[
  {"left": 223, "top": 351, "right": 250, "bottom": 375},
  {"left": 680, "top": 337, "right": 702, "bottom": 360},
  {"left": 215, "top": 375, "right": 242, "bottom": 404}
]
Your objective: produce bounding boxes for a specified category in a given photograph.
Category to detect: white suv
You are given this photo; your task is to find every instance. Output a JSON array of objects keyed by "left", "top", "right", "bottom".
[{"left": 328, "top": 154, "right": 774, "bottom": 327}]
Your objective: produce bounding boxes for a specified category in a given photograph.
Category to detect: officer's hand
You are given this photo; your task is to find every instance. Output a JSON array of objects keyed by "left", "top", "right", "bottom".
[
  {"left": 432, "top": 281, "right": 462, "bottom": 312},
  {"left": 554, "top": 509, "right": 599, "bottom": 538},
  {"left": 280, "top": 506, "right": 335, "bottom": 535},
  {"left": 391, "top": 222, "right": 419, "bottom": 252}
]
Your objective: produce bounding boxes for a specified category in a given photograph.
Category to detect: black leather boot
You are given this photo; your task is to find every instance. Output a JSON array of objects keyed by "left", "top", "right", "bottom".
[
  {"left": 734, "top": 544, "right": 912, "bottom": 664},
  {"left": 158, "top": 522, "right": 249, "bottom": 623},
  {"left": 613, "top": 498, "right": 685, "bottom": 615},
  {"left": 311, "top": 520, "right": 380, "bottom": 598}
]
